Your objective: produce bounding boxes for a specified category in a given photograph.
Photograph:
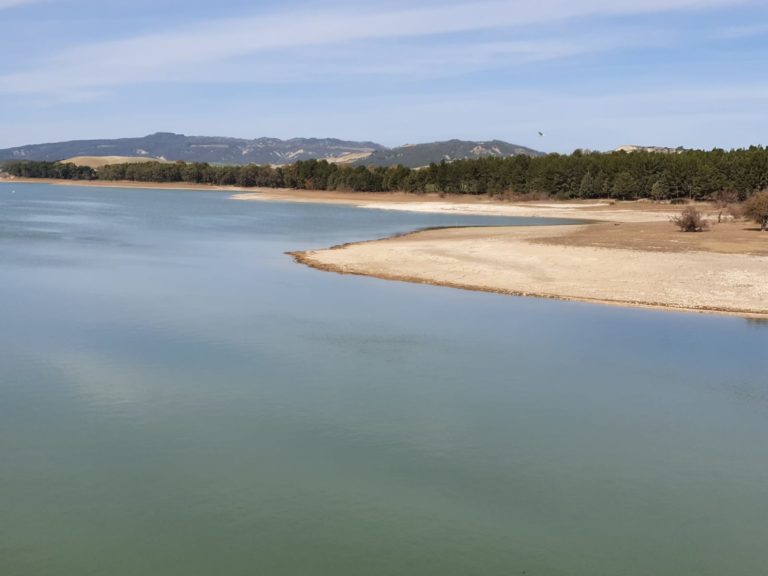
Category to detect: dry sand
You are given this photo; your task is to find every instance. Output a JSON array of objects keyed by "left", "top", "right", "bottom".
[
  {"left": 293, "top": 224, "right": 768, "bottom": 317},
  {"left": 234, "top": 189, "right": 674, "bottom": 222},
  {"left": 250, "top": 191, "right": 767, "bottom": 317}
]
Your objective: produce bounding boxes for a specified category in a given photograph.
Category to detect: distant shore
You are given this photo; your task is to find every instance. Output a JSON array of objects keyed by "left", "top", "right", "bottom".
[
  {"left": 5, "top": 177, "right": 766, "bottom": 316},
  {"left": 233, "top": 189, "right": 679, "bottom": 222},
  {"left": 0, "top": 177, "right": 250, "bottom": 193}
]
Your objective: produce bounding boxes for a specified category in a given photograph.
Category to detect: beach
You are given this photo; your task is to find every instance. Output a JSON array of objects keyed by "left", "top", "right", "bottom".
[
  {"left": 234, "top": 191, "right": 767, "bottom": 317},
  {"left": 291, "top": 222, "right": 768, "bottom": 317}
]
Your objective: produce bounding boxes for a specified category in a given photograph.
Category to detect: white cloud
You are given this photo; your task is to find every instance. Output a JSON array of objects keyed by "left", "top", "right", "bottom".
[{"left": 0, "top": 0, "right": 751, "bottom": 94}]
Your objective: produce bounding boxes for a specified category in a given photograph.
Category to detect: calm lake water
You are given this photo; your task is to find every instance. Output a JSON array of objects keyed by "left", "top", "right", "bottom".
[{"left": 1, "top": 183, "right": 767, "bottom": 576}]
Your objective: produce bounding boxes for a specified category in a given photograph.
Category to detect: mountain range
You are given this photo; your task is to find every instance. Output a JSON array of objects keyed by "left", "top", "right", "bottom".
[
  {"left": 0, "top": 133, "right": 543, "bottom": 168},
  {"left": 356, "top": 140, "right": 543, "bottom": 167}
]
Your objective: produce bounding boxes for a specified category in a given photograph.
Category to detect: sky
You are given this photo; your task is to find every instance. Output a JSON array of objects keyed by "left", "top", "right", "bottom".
[{"left": 0, "top": 0, "right": 767, "bottom": 152}]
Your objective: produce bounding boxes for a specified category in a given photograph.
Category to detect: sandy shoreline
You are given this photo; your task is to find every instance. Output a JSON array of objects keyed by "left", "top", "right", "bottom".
[
  {"left": 238, "top": 190, "right": 768, "bottom": 317},
  {"left": 250, "top": 193, "right": 768, "bottom": 318},
  {"left": 1, "top": 177, "right": 252, "bottom": 193},
  {"left": 5, "top": 178, "right": 766, "bottom": 316},
  {"left": 233, "top": 189, "right": 678, "bottom": 223},
  {"left": 292, "top": 225, "right": 768, "bottom": 318},
  {"left": 235, "top": 191, "right": 768, "bottom": 317}
]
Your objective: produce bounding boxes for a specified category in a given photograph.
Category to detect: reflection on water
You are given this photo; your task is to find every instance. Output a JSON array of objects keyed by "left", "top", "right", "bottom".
[{"left": 1, "top": 183, "right": 767, "bottom": 576}]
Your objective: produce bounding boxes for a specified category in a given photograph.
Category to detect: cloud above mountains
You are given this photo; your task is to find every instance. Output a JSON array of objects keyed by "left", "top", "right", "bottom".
[{"left": 0, "top": 0, "right": 765, "bottom": 151}]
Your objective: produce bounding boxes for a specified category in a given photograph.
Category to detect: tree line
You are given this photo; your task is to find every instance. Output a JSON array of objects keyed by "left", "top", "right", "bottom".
[{"left": 4, "top": 146, "right": 768, "bottom": 201}]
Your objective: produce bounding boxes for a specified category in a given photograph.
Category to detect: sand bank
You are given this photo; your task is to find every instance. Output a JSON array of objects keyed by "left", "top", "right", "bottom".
[
  {"left": 237, "top": 190, "right": 768, "bottom": 316},
  {"left": 292, "top": 223, "right": 768, "bottom": 318}
]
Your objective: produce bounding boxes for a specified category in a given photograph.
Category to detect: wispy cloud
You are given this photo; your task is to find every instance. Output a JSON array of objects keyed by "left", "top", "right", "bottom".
[
  {"left": 716, "top": 23, "right": 768, "bottom": 38},
  {"left": 318, "top": 82, "right": 768, "bottom": 148},
  {"left": 1, "top": 0, "right": 764, "bottom": 151},
  {"left": 0, "top": 0, "right": 45, "bottom": 8},
  {"left": 0, "top": 0, "right": 751, "bottom": 94},
  {"left": 3, "top": 79, "right": 766, "bottom": 151}
]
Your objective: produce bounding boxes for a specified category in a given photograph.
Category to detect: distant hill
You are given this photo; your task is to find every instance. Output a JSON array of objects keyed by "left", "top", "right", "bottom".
[
  {"left": 0, "top": 133, "right": 542, "bottom": 167},
  {"left": 354, "top": 140, "right": 544, "bottom": 168},
  {"left": 0, "top": 133, "right": 385, "bottom": 165}
]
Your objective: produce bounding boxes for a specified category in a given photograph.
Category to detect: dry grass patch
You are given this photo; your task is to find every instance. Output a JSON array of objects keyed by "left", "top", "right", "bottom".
[
  {"left": 63, "top": 156, "right": 168, "bottom": 169},
  {"left": 534, "top": 220, "right": 768, "bottom": 256}
]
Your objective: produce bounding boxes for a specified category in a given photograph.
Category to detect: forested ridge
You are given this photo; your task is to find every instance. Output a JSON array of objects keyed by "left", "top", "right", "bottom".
[{"left": 4, "top": 147, "right": 768, "bottom": 200}]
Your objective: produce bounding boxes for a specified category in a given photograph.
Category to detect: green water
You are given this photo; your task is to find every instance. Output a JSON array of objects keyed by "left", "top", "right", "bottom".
[{"left": 1, "top": 183, "right": 767, "bottom": 576}]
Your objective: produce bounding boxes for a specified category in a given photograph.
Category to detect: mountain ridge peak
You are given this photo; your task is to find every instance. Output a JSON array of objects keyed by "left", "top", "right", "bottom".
[{"left": 0, "top": 133, "right": 543, "bottom": 167}]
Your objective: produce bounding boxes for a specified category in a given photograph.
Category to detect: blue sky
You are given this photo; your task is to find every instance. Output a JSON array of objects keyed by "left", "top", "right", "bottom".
[{"left": 1, "top": 0, "right": 767, "bottom": 152}]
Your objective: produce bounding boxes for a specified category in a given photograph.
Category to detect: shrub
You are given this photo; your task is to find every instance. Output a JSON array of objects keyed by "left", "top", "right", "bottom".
[
  {"left": 672, "top": 206, "right": 708, "bottom": 232},
  {"left": 743, "top": 190, "right": 768, "bottom": 231}
]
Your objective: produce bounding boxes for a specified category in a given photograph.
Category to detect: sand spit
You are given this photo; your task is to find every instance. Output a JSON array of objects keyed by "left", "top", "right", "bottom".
[
  {"left": 292, "top": 224, "right": 768, "bottom": 318},
  {"left": 235, "top": 191, "right": 768, "bottom": 317},
  {"left": 237, "top": 190, "right": 768, "bottom": 317}
]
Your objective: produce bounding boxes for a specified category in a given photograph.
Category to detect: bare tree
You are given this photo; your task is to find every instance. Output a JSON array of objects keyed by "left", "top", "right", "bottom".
[{"left": 713, "top": 188, "right": 739, "bottom": 223}]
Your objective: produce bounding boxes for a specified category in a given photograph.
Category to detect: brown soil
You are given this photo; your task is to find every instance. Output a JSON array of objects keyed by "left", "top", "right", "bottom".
[{"left": 535, "top": 219, "right": 768, "bottom": 256}]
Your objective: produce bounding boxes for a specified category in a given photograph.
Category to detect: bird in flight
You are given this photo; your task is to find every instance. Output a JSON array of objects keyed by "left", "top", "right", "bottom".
[{"left": 538, "top": 131, "right": 545, "bottom": 137}]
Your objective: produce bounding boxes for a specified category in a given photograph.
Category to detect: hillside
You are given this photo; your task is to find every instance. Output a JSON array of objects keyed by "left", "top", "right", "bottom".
[
  {"left": 0, "top": 133, "right": 385, "bottom": 165},
  {"left": 0, "top": 134, "right": 542, "bottom": 167},
  {"left": 353, "top": 140, "right": 544, "bottom": 168}
]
